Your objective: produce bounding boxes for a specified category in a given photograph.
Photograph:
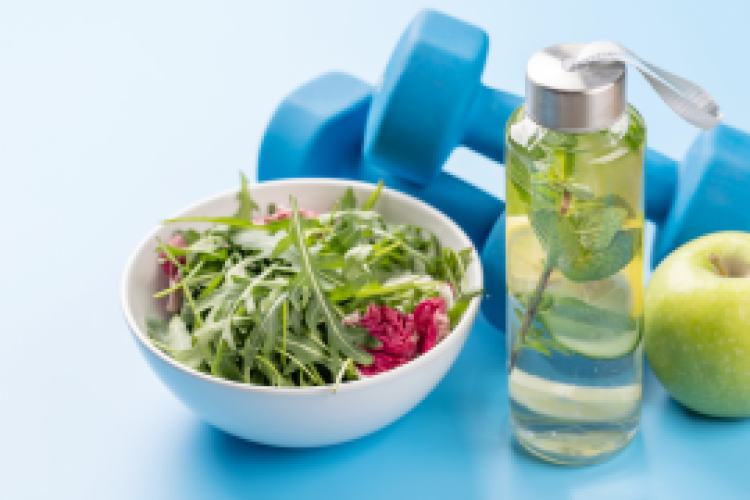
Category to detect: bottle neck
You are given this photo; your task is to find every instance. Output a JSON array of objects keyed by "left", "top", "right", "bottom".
[{"left": 524, "top": 106, "right": 630, "bottom": 137}]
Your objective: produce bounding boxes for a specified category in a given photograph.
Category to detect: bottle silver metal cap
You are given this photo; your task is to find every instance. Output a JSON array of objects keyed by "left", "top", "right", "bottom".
[{"left": 526, "top": 42, "right": 627, "bottom": 133}]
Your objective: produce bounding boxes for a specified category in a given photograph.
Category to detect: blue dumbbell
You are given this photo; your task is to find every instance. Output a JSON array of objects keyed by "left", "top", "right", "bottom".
[
  {"left": 361, "top": 10, "right": 520, "bottom": 186},
  {"left": 258, "top": 9, "right": 750, "bottom": 332},
  {"left": 358, "top": 9, "right": 750, "bottom": 327},
  {"left": 258, "top": 72, "right": 504, "bottom": 250}
]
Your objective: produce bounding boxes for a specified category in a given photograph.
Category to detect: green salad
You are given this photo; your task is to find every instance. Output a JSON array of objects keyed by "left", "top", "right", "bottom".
[{"left": 147, "top": 175, "right": 479, "bottom": 388}]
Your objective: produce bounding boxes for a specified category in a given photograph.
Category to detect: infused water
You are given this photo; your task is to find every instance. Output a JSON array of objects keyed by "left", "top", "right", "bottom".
[{"left": 505, "top": 105, "right": 645, "bottom": 465}]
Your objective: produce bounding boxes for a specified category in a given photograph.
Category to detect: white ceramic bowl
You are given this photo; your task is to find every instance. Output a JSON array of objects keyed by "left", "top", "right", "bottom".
[{"left": 121, "top": 179, "right": 483, "bottom": 447}]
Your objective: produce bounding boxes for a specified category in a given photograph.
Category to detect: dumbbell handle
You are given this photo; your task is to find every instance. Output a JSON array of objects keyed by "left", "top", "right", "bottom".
[
  {"left": 463, "top": 86, "right": 521, "bottom": 165},
  {"left": 459, "top": 86, "right": 678, "bottom": 225}
]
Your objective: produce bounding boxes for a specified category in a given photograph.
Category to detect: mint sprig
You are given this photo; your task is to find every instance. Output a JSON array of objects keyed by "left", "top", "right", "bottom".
[{"left": 508, "top": 159, "right": 640, "bottom": 371}]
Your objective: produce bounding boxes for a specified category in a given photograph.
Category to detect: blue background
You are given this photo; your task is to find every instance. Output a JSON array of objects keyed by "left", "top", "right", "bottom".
[{"left": 2, "top": 1, "right": 749, "bottom": 498}]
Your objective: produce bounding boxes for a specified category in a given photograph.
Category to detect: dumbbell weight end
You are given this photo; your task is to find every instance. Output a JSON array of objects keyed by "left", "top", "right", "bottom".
[
  {"left": 645, "top": 149, "right": 678, "bottom": 225},
  {"left": 653, "top": 124, "right": 750, "bottom": 267},
  {"left": 478, "top": 214, "right": 507, "bottom": 329},
  {"left": 258, "top": 72, "right": 505, "bottom": 250},
  {"left": 258, "top": 73, "right": 371, "bottom": 182}
]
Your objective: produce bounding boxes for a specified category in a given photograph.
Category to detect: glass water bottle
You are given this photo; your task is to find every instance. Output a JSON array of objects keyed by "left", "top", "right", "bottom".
[
  {"left": 505, "top": 41, "right": 722, "bottom": 465},
  {"left": 505, "top": 43, "right": 646, "bottom": 465}
]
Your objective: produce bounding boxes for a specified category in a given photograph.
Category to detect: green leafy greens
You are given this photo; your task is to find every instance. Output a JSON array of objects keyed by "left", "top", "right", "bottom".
[{"left": 147, "top": 176, "right": 478, "bottom": 388}]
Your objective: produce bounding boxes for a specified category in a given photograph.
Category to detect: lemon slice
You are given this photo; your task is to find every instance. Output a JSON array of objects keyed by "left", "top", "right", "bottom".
[
  {"left": 506, "top": 215, "right": 558, "bottom": 293},
  {"left": 510, "top": 370, "right": 641, "bottom": 422},
  {"left": 548, "top": 270, "right": 632, "bottom": 313}
]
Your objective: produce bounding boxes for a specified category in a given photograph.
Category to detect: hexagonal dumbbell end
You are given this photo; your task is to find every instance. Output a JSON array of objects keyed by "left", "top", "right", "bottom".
[
  {"left": 363, "top": 9, "right": 521, "bottom": 186},
  {"left": 653, "top": 124, "right": 750, "bottom": 267},
  {"left": 258, "top": 72, "right": 371, "bottom": 181},
  {"left": 479, "top": 214, "right": 506, "bottom": 329}
]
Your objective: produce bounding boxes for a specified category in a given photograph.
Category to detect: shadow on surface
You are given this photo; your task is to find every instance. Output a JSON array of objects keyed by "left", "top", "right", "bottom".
[
  {"left": 169, "top": 420, "right": 394, "bottom": 499},
  {"left": 640, "top": 392, "right": 750, "bottom": 499},
  {"left": 172, "top": 411, "right": 483, "bottom": 500},
  {"left": 663, "top": 396, "right": 750, "bottom": 423},
  {"left": 503, "top": 432, "right": 651, "bottom": 499}
]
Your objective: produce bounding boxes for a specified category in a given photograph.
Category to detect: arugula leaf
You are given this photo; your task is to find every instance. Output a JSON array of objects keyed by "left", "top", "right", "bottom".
[
  {"left": 232, "top": 228, "right": 288, "bottom": 254},
  {"left": 254, "top": 354, "right": 293, "bottom": 387},
  {"left": 259, "top": 291, "right": 289, "bottom": 356},
  {"left": 339, "top": 187, "right": 358, "bottom": 211},
  {"left": 164, "top": 216, "right": 260, "bottom": 228},
  {"left": 362, "top": 180, "right": 384, "bottom": 211},
  {"left": 288, "top": 197, "right": 372, "bottom": 366},
  {"left": 278, "top": 348, "right": 325, "bottom": 384},
  {"left": 178, "top": 229, "right": 202, "bottom": 246},
  {"left": 147, "top": 316, "right": 205, "bottom": 369},
  {"left": 236, "top": 172, "right": 259, "bottom": 221},
  {"left": 197, "top": 274, "right": 224, "bottom": 299},
  {"left": 211, "top": 339, "right": 227, "bottom": 376},
  {"left": 173, "top": 347, "right": 205, "bottom": 370},
  {"left": 333, "top": 359, "right": 353, "bottom": 393},
  {"left": 355, "top": 278, "right": 442, "bottom": 299},
  {"left": 447, "top": 300, "right": 470, "bottom": 329},
  {"left": 188, "top": 234, "right": 228, "bottom": 254},
  {"left": 166, "top": 315, "right": 193, "bottom": 351},
  {"left": 146, "top": 317, "right": 169, "bottom": 344}
]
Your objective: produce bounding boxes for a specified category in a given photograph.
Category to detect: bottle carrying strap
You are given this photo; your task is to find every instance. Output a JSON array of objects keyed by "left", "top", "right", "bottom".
[{"left": 564, "top": 41, "right": 722, "bottom": 130}]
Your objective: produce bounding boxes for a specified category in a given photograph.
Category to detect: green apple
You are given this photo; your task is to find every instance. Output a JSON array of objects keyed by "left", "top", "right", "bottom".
[{"left": 645, "top": 231, "right": 750, "bottom": 418}]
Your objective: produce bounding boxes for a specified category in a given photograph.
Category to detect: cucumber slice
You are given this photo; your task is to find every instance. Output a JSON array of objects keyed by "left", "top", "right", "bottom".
[
  {"left": 510, "top": 370, "right": 640, "bottom": 422},
  {"left": 548, "top": 273, "right": 633, "bottom": 315},
  {"left": 538, "top": 296, "right": 640, "bottom": 359}
]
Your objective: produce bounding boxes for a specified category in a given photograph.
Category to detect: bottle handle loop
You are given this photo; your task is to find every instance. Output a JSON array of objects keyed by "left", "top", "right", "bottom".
[{"left": 564, "top": 41, "right": 722, "bottom": 130}]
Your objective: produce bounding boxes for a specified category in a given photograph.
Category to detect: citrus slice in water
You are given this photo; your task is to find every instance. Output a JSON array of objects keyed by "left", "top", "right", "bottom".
[
  {"left": 509, "top": 369, "right": 641, "bottom": 422},
  {"left": 506, "top": 215, "right": 559, "bottom": 293}
]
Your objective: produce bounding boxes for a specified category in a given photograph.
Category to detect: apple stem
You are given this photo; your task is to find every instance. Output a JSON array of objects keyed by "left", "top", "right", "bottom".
[
  {"left": 560, "top": 189, "right": 572, "bottom": 215},
  {"left": 709, "top": 253, "right": 727, "bottom": 277}
]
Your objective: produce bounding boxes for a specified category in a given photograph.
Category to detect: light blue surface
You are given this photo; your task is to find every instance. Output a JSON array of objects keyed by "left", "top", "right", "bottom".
[{"left": 1, "top": 1, "right": 749, "bottom": 499}]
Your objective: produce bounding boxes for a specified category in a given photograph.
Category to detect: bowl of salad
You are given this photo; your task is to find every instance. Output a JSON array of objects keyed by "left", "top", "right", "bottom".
[{"left": 121, "top": 177, "right": 483, "bottom": 447}]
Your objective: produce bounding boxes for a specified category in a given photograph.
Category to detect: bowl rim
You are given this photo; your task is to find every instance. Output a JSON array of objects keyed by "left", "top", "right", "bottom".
[{"left": 120, "top": 178, "right": 483, "bottom": 395}]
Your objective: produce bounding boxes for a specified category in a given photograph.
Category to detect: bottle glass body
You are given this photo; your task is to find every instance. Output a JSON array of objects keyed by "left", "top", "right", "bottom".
[{"left": 505, "top": 105, "right": 645, "bottom": 465}]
